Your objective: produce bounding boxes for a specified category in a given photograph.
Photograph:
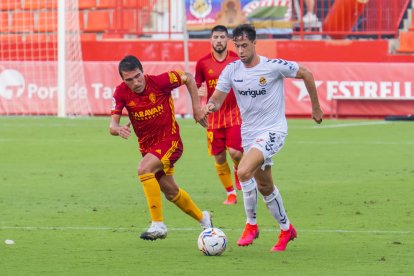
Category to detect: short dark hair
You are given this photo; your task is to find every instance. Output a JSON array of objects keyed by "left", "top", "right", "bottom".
[
  {"left": 232, "top": 24, "right": 256, "bottom": 42},
  {"left": 118, "top": 55, "right": 143, "bottom": 78},
  {"left": 211, "top": 25, "right": 228, "bottom": 36}
]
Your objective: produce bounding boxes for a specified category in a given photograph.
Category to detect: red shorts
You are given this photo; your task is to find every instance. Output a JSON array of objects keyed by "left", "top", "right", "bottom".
[
  {"left": 143, "top": 138, "right": 183, "bottom": 175},
  {"left": 207, "top": 125, "right": 243, "bottom": 156}
]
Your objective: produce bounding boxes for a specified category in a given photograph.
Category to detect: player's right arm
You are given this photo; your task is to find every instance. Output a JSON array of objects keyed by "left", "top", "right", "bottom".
[
  {"left": 203, "top": 89, "right": 228, "bottom": 114},
  {"left": 109, "top": 88, "right": 131, "bottom": 139},
  {"left": 109, "top": 114, "right": 131, "bottom": 139}
]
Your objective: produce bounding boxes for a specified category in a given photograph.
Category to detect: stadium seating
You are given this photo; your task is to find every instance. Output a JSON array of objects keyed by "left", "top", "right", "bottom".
[
  {"left": 23, "top": 0, "right": 57, "bottom": 10},
  {"left": 0, "top": 1, "right": 21, "bottom": 11},
  {"left": 0, "top": 34, "right": 23, "bottom": 42},
  {"left": 397, "top": 31, "right": 414, "bottom": 53},
  {"left": 35, "top": 11, "right": 57, "bottom": 32},
  {"left": 410, "top": 10, "right": 414, "bottom": 31},
  {"left": 97, "top": 0, "right": 117, "bottom": 9},
  {"left": 0, "top": 12, "right": 9, "bottom": 31},
  {"left": 78, "top": 0, "right": 97, "bottom": 10},
  {"left": 114, "top": 10, "right": 139, "bottom": 33},
  {"left": 84, "top": 10, "right": 111, "bottom": 32},
  {"left": 11, "top": 12, "right": 34, "bottom": 33},
  {"left": 0, "top": 0, "right": 155, "bottom": 41},
  {"left": 396, "top": 10, "right": 414, "bottom": 53},
  {"left": 124, "top": 0, "right": 149, "bottom": 8}
]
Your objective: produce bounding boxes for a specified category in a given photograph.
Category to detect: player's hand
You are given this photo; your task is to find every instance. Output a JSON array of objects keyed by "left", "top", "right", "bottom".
[
  {"left": 312, "top": 107, "right": 323, "bottom": 124},
  {"left": 202, "top": 103, "right": 216, "bottom": 115},
  {"left": 198, "top": 84, "right": 207, "bottom": 97},
  {"left": 118, "top": 121, "right": 132, "bottom": 139},
  {"left": 194, "top": 109, "right": 208, "bottom": 128}
]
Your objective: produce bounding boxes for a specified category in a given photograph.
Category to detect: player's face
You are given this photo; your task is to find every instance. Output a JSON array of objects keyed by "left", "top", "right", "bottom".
[
  {"left": 233, "top": 37, "right": 256, "bottom": 65},
  {"left": 122, "top": 68, "right": 145, "bottom": 93},
  {"left": 211, "top": 31, "right": 228, "bottom": 54}
]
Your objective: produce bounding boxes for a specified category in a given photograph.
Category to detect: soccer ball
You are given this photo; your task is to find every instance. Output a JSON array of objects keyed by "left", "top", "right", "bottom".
[{"left": 197, "top": 227, "right": 227, "bottom": 256}]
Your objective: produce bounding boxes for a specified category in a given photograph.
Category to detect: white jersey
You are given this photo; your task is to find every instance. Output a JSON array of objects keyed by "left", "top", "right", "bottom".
[{"left": 216, "top": 56, "right": 299, "bottom": 146}]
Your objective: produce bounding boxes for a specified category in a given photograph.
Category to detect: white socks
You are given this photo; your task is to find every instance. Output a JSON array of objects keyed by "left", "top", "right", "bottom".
[
  {"left": 240, "top": 178, "right": 258, "bottom": 225},
  {"left": 240, "top": 180, "right": 290, "bottom": 230},
  {"left": 263, "top": 186, "right": 290, "bottom": 231}
]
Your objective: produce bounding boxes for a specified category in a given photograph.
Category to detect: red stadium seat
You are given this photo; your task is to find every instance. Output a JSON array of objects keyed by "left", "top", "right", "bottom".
[
  {"left": 113, "top": 10, "right": 140, "bottom": 33},
  {"left": 410, "top": 10, "right": 414, "bottom": 31},
  {"left": 11, "top": 12, "right": 35, "bottom": 33},
  {"left": 80, "top": 33, "right": 97, "bottom": 41},
  {"left": 0, "top": 34, "right": 24, "bottom": 43},
  {"left": 25, "top": 33, "right": 57, "bottom": 43},
  {"left": 78, "top": 0, "right": 96, "bottom": 10},
  {"left": 35, "top": 11, "right": 57, "bottom": 32},
  {"left": 123, "top": 0, "right": 150, "bottom": 8},
  {"left": 84, "top": 10, "right": 111, "bottom": 32},
  {"left": 101, "top": 33, "right": 123, "bottom": 39},
  {"left": 23, "top": 0, "right": 57, "bottom": 10},
  {"left": 123, "top": 0, "right": 138, "bottom": 8},
  {"left": 397, "top": 31, "right": 414, "bottom": 53},
  {"left": 0, "top": 12, "right": 9, "bottom": 32},
  {"left": 78, "top": 11, "right": 87, "bottom": 31},
  {"left": 0, "top": 0, "right": 21, "bottom": 11},
  {"left": 97, "top": 0, "right": 118, "bottom": 9}
]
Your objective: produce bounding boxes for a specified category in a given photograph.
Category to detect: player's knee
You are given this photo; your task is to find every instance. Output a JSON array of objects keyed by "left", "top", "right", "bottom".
[
  {"left": 214, "top": 151, "right": 226, "bottom": 164},
  {"left": 228, "top": 148, "right": 242, "bottom": 162},
  {"left": 163, "top": 185, "right": 179, "bottom": 201},
  {"left": 237, "top": 167, "right": 254, "bottom": 182},
  {"left": 137, "top": 165, "right": 153, "bottom": 176},
  {"left": 257, "top": 184, "right": 274, "bottom": 196}
]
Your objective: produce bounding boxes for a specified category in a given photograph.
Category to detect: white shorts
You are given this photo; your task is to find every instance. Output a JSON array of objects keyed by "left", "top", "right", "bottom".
[{"left": 244, "top": 131, "right": 286, "bottom": 170}]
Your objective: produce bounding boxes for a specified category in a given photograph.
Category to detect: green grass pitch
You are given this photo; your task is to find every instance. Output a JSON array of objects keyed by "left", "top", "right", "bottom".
[{"left": 1, "top": 117, "right": 413, "bottom": 275}]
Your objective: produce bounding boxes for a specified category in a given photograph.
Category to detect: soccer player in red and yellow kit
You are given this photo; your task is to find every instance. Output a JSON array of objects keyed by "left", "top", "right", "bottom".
[
  {"left": 110, "top": 55, "right": 212, "bottom": 241},
  {"left": 195, "top": 25, "right": 243, "bottom": 205}
]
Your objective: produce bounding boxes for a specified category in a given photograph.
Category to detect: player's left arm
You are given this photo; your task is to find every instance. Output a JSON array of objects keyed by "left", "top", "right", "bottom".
[
  {"left": 180, "top": 72, "right": 208, "bottom": 128},
  {"left": 295, "top": 65, "right": 324, "bottom": 124}
]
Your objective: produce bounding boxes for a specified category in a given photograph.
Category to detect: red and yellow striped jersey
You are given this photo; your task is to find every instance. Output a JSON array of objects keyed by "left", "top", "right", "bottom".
[
  {"left": 111, "top": 71, "right": 182, "bottom": 153},
  {"left": 195, "top": 50, "right": 241, "bottom": 129}
]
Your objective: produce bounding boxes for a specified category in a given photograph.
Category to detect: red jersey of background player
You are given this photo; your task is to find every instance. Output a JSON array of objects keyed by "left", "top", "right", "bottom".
[
  {"left": 111, "top": 71, "right": 182, "bottom": 154},
  {"left": 195, "top": 50, "right": 241, "bottom": 129}
]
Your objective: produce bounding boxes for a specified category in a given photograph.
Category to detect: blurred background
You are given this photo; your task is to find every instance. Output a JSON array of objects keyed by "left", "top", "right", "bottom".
[{"left": 0, "top": 0, "right": 413, "bottom": 118}]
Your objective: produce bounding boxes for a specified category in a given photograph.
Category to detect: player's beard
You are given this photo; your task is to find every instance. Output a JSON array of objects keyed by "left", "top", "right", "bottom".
[
  {"left": 241, "top": 54, "right": 254, "bottom": 65},
  {"left": 213, "top": 45, "right": 227, "bottom": 54}
]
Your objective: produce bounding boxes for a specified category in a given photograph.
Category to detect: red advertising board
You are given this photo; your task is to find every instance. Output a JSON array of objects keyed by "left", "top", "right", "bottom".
[{"left": 1, "top": 62, "right": 413, "bottom": 117}]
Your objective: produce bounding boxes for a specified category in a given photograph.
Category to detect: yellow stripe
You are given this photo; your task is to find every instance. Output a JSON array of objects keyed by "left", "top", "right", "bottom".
[
  {"left": 169, "top": 97, "right": 176, "bottom": 134},
  {"left": 161, "top": 140, "right": 179, "bottom": 170}
]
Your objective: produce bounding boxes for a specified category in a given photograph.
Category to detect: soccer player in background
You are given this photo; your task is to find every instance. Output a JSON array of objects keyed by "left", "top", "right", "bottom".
[
  {"left": 202, "top": 24, "right": 323, "bottom": 251},
  {"left": 110, "top": 55, "right": 213, "bottom": 241},
  {"left": 195, "top": 25, "right": 243, "bottom": 205}
]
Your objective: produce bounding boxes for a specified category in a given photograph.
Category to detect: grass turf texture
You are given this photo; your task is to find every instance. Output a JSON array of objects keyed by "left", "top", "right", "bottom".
[{"left": 0, "top": 117, "right": 413, "bottom": 275}]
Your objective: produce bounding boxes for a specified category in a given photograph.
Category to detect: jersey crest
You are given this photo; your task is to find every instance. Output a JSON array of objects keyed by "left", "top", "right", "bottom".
[{"left": 149, "top": 92, "right": 156, "bottom": 103}]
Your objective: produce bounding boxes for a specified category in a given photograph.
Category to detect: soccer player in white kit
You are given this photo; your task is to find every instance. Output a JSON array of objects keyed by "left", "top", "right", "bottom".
[{"left": 202, "top": 24, "right": 323, "bottom": 252}]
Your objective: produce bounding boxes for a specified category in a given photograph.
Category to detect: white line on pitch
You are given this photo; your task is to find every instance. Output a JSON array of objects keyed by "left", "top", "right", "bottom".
[
  {"left": 293, "top": 141, "right": 414, "bottom": 145},
  {"left": 313, "top": 121, "right": 391, "bottom": 129},
  {"left": 288, "top": 121, "right": 392, "bottom": 129},
  {"left": 0, "top": 226, "right": 411, "bottom": 235}
]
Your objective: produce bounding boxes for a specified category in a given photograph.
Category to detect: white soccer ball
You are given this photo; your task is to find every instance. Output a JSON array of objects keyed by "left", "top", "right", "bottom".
[{"left": 197, "top": 227, "right": 227, "bottom": 256}]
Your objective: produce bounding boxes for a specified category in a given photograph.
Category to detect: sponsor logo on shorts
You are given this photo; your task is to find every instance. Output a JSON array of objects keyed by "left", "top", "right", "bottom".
[{"left": 265, "top": 132, "right": 276, "bottom": 152}]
